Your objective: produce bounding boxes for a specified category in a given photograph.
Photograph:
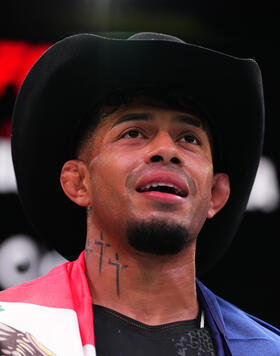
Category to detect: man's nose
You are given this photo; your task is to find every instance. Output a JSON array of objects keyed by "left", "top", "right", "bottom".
[{"left": 144, "top": 131, "right": 182, "bottom": 166}]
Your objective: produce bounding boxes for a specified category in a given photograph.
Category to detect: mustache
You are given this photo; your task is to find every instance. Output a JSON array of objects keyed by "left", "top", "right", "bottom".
[{"left": 126, "top": 164, "right": 197, "bottom": 196}]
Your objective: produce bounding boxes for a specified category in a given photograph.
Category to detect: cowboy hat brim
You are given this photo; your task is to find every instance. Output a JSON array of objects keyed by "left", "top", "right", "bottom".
[{"left": 11, "top": 33, "right": 264, "bottom": 275}]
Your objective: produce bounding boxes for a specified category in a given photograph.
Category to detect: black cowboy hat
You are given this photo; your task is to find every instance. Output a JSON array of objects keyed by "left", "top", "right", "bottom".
[{"left": 11, "top": 33, "right": 264, "bottom": 275}]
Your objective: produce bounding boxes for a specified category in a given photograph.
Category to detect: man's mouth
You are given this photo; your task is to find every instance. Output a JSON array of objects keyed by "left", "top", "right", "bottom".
[
  {"left": 136, "top": 182, "right": 187, "bottom": 197},
  {"left": 135, "top": 171, "right": 189, "bottom": 204}
]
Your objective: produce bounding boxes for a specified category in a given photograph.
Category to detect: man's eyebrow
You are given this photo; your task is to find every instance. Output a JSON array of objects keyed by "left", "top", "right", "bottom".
[
  {"left": 110, "top": 112, "right": 204, "bottom": 130},
  {"left": 175, "top": 114, "right": 203, "bottom": 128},
  {"left": 110, "top": 113, "right": 152, "bottom": 129}
]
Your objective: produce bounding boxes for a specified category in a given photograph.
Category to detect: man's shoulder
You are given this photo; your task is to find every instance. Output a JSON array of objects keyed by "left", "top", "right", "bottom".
[
  {"left": 218, "top": 294, "right": 280, "bottom": 355},
  {"left": 215, "top": 293, "right": 280, "bottom": 336},
  {"left": 0, "top": 256, "right": 93, "bottom": 356},
  {"left": 198, "top": 280, "right": 280, "bottom": 354}
]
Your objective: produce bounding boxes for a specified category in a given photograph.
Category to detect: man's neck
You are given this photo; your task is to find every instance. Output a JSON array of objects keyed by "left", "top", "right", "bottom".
[{"left": 85, "top": 229, "right": 199, "bottom": 326}]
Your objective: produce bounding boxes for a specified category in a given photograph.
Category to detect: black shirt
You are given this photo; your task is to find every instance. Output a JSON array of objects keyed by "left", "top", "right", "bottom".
[{"left": 93, "top": 304, "right": 217, "bottom": 356}]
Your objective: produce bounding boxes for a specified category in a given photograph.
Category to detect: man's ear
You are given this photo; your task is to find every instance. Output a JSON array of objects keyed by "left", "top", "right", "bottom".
[
  {"left": 207, "top": 173, "right": 230, "bottom": 219},
  {"left": 60, "top": 160, "right": 90, "bottom": 207}
]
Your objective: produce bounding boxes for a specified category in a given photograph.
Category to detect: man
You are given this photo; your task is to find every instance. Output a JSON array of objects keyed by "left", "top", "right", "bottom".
[{"left": 0, "top": 32, "right": 279, "bottom": 355}]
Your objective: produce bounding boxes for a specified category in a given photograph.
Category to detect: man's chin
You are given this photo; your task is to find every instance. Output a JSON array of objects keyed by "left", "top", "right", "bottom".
[{"left": 126, "top": 218, "right": 195, "bottom": 256}]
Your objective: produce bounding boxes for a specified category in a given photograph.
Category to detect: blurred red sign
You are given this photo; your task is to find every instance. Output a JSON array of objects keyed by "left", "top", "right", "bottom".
[{"left": 0, "top": 40, "right": 51, "bottom": 96}]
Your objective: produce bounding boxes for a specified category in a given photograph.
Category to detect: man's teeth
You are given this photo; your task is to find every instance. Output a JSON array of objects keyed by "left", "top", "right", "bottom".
[
  {"left": 145, "top": 183, "right": 177, "bottom": 189},
  {"left": 140, "top": 182, "right": 183, "bottom": 195}
]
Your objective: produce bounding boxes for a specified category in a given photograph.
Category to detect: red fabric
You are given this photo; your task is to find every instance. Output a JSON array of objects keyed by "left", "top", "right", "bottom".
[{"left": 0, "top": 251, "right": 95, "bottom": 347}]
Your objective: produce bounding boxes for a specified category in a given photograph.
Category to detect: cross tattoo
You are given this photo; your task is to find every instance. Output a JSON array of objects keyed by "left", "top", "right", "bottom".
[
  {"left": 95, "top": 232, "right": 110, "bottom": 274},
  {"left": 85, "top": 239, "right": 94, "bottom": 261},
  {"left": 108, "top": 253, "right": 128, "bottom": 297}
]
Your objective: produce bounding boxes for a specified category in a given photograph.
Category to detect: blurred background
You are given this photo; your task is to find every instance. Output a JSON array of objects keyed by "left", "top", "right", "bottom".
[{"left": 0, "top": 0, "right": 280, "bottom": 327}]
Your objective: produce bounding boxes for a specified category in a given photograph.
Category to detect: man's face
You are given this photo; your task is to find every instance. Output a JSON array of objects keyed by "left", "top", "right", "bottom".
[{"left": 80, "top": 97, "right": 217, "bottom": 248}]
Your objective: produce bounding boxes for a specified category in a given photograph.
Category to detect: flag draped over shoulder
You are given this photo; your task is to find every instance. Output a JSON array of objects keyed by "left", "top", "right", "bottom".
[{"left": 0, "top": 251, "right": 95, "bottom": 356}]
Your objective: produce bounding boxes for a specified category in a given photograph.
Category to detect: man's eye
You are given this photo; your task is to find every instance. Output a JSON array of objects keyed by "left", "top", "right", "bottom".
[
  {"left": 180, "top": 135, "right": 199, "bottom": 145},
  {"left": 123, "top": 129, "right": 143, "bottom": 138}
]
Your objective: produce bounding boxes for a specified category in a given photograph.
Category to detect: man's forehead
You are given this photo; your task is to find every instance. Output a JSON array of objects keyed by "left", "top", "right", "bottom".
[{"left": 99, "top": 96, "right": 206, "bottom": 130}]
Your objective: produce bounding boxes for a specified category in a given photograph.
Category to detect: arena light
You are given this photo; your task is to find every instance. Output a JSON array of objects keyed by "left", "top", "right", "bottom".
[
  {"left": 0, "top": 138, "right": 16, "bottom": 192},
  {"left": 247, "top": 156, "right": 279, "bottom": 212}
]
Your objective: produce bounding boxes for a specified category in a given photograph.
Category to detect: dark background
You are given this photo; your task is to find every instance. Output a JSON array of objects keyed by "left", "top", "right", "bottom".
[{"left": 0, "top": 1, "right": 280, "bottom": 328}]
